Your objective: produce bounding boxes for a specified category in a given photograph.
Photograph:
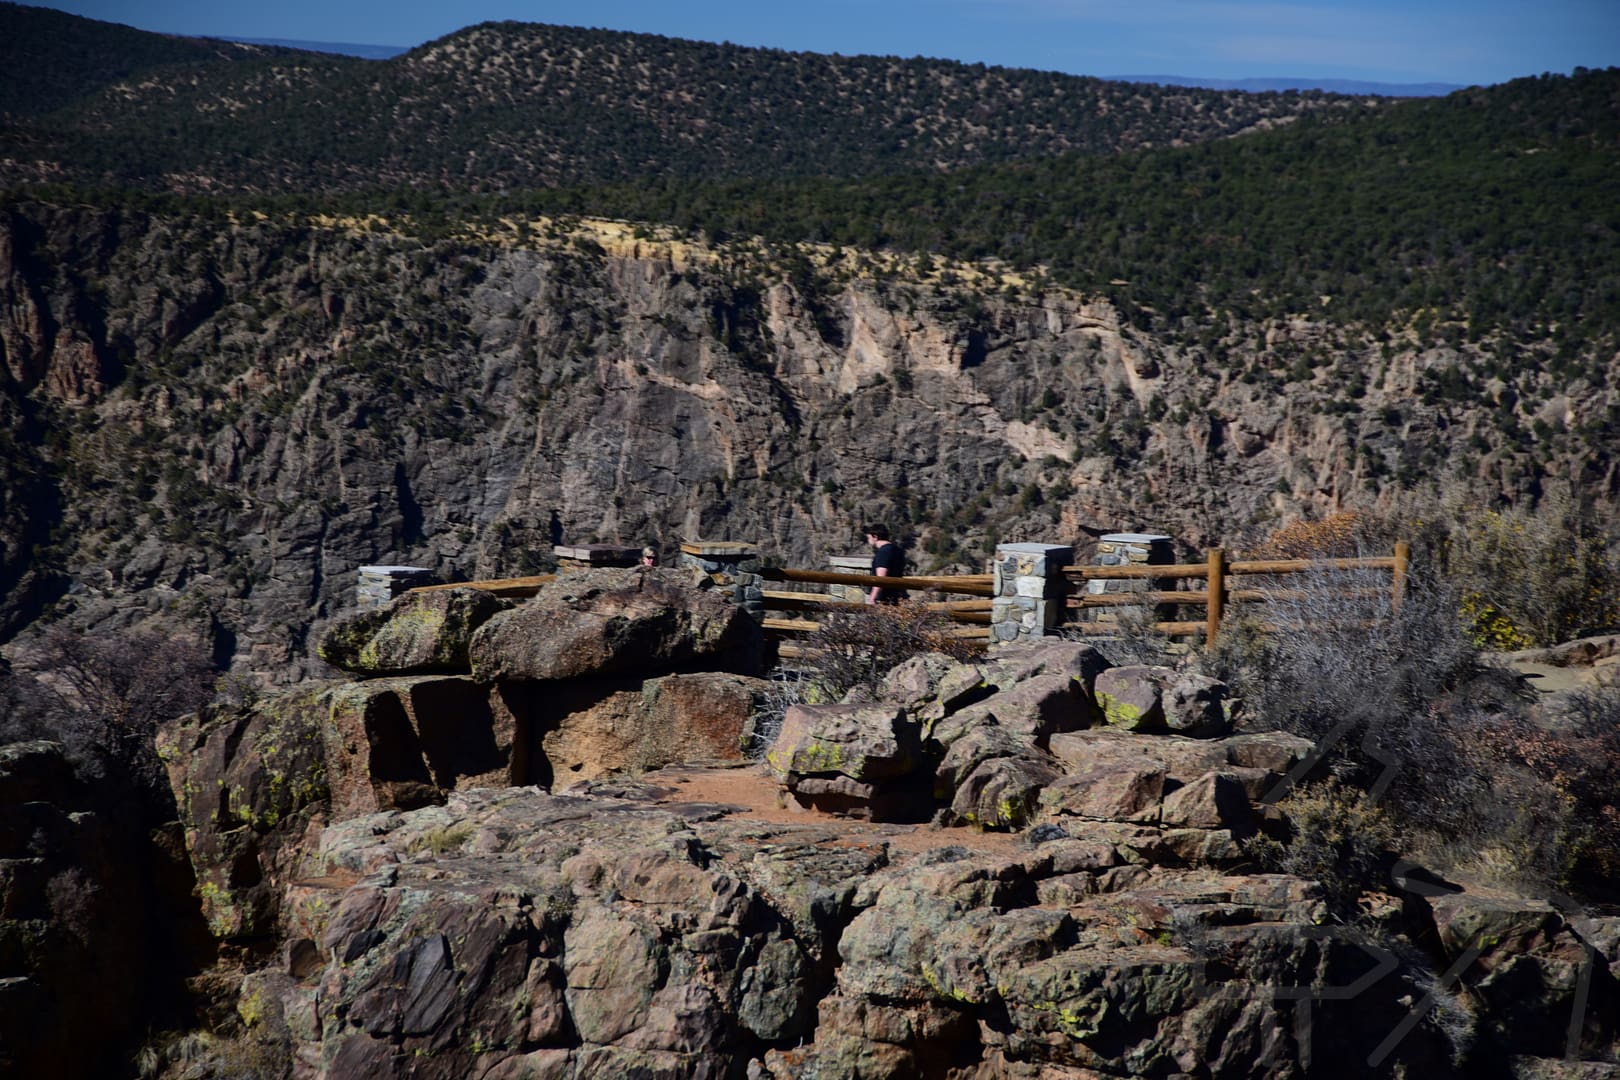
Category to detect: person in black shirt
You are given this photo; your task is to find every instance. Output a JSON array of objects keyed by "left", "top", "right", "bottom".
[{"left": 864, "top": 524, "right": 907, "bottom": 604}]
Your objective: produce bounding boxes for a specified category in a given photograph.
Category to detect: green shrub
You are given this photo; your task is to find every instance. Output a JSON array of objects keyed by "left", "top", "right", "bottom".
[{"left": 1247, "top": 780, "right": 1401, "bottom": 921}]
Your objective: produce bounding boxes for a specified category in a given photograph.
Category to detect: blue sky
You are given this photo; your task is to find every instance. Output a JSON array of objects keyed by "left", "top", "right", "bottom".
[{"left": 37, "top": 1, "right": 1620, "bottom": 86}]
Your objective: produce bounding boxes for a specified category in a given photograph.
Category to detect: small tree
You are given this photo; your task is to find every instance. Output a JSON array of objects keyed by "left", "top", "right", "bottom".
[{"left": 1, "top": 624, "right": 217, "bottom": 805}]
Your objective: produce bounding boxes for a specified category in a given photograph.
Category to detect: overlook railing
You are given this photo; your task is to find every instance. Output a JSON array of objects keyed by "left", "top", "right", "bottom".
[
  {"left": 1063, "top": 542, "right": 1410, "bottom": 644},
  {"left": 388, "top": 540, "right": 1411, "bottom": 650},
  {"left": 757, "top": 566, "right": 994, "bottom": 646}
]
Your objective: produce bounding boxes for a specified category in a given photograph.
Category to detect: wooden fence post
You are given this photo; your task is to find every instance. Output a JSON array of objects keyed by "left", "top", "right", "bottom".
[
  {"left": 1205, "top": 547, "right": 1226, "bottom": 644},
  {"left": 1392, "top": 541, "right": 1410, "bottom": 614}
]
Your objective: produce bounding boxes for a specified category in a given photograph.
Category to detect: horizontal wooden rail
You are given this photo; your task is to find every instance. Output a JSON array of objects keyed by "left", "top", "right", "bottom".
[
  {"left": 761, "top": 567, "right": 994, "bottom": 597},
  {"left": 1072, "top": 590, "right": 1208, "bottom": 608},
  {"left": 763, "top": 590, "right": 990, "bottom": 613},
  {"left": 764, "top": 616, "right": 989, "bottom": 639},
  {"left": 1064, "top": 555, "right": 1397, "bottom": 582},
  {"left": 1065, "top": 542, "right": 1410, "bottom": 645},
  {"left": 410, "top": 574, "right": 556, "bottom": 597},
  {"left": 1068, "top": 585, "right": 1389, "bottom": 609}
]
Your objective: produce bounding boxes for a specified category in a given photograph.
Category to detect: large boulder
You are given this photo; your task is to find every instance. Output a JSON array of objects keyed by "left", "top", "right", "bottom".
[
  {"left": 766, "top": 704, "right": 919, "bottom": 784},
  {"left": 926, "top": 671, "right": 1094, "bottom": 752},
  {"left": 318, "top": 588, "right": 509, "bottom": 675},
  {"left": 797, "top": 842, "right": 1445, "bottom": 1080},
  {"left": 1039, "top": 729, "right": 1314, "bottom": 843},
  {"left": 1039, "top": 754, "right": 1167, "bottom": 822},
  {"left": 1093, "top": 665, "right": 1238, "bottom": 737},
  {"left": 948, "top": 751, "right": 1064, "bottom": 831},
  {"left": 1163, "top": 671, "right": 1242, "bottom": 737},
  {"left": 0, "top": 742, "right": 205, "bottom": 1078},
  {"left": 1425, "top": 890, "right": 1619, "bottom": 1059},
  {"left": 260, "top": 788, "right": 882, "bottom": 1077},
  {"left": 157, "top": 675, "right": 522, "bottom": 943},
  {"left": 766, "top": 704, "right": 927, "bottom": 819},
  {"left": 158, "top": 689, "right": 336, "bottom": 942},
  {"left": 534, "top": 672, "right": 769, "bottom": 783},
  {"left": 469, "top": 569, "right": 762, "bottom": 682}
]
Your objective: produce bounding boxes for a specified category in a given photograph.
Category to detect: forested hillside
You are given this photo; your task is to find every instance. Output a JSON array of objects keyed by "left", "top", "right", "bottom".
[
  {"left": 512, "top": 67, "right": 1620, "bottom": 355},
  {"left": 0, "top": 1, "right": 308, "bottom": 119},
  {"left": 1, "top": 13, "right": 1368, "bottom": 193}
]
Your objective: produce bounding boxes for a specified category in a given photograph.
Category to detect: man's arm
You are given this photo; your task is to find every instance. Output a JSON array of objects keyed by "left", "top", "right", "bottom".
[{"left": 868, "top": 564, "right": 889, "bottom": 604}]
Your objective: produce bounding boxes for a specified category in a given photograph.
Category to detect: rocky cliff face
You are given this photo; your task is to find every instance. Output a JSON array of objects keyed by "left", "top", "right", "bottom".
[
  {"left": 1, "top": 198, "right": 1612, "bottom": 676},
  {"left": 119, "top": 624, "right": 1620, "bottom": 1078}
]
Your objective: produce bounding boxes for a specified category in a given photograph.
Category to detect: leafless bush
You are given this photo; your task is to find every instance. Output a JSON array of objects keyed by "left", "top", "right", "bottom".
[
  {"left": 1201, "top": 555, "right": 1616, "bottom": 899},
  {"left": 1199, "top": 564, "right": 1483, "bottom": 750},
  {"left": 1204, "top": 565, "right": 1542, "bottom": 867},
  {"left": 1062, "top": 603, "right": 1179, "bottom": 668},
  {"left": 744, "top": 665, "right": 818, "bottom": 759},
  {"left": 0, "top": 623, "right": 217, "bottom": 806},
  {"left": 797, "top": 599, "right": 980, "bottom": 704}
]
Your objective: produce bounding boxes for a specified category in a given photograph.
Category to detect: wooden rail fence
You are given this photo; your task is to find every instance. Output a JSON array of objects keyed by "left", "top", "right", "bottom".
[
  {"left": 1063, "top": 542, "right": 1410, "bottom": 644},
  {"left": 757, "top": 566, "right": 994, "bottom": 644},
  {"left": 401, "top": 543, "right": 1410, "bottom": 650}
]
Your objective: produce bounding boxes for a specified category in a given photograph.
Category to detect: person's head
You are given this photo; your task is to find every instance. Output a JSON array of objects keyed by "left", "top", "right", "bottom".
[
  {"left": 640, "top": 546, "right": 657, "bottom": 567},
  {"left": 864, "top": 524, "right": 890, "bottom": 546}
]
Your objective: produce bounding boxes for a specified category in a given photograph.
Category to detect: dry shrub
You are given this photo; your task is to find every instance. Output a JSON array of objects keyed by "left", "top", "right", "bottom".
[
  {"left": 1242, "top": 510, "right": 1384, "bottom": 560},
  {"left": 1204, "top": 567, "right": 1539, "bottom": 875},
  {"left": 1063, "top": 603, "right": 1178, "bottom": 668},
  {"left": 800, "top": 599, "right": 981, "bottom": 703},
  {"left": 744, "top": 665, "right": 818, "bottom": 759},
  {"left": 1202, "top": 555, "right": 1615, "bottom": 900},
  {"left": 1247, "top": 779, "right": 1402, "bottom": 920},
  {"left": 1388, "top": 481, "right": 1619, "bottom": 649},
  {"left": 1475, "top": 686, "right": 1620, "bottom": 898},
  {"left": 136, "top": 1028, "right": 288, "bottom": 1080},
  {"left": 0, "top": 623, "right": 217, "bottom": 807},
  {"left": 746, "top": 600, "right": 978, "bottom": 759}
]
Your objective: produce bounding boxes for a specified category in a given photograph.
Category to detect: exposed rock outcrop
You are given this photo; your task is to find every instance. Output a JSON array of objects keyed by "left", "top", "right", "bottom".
[
  {"left": 161, "top": 572, "right": 768, "bottom": 946},
  {"left": 15, "top": 617, "right": 1619, "bottom": 1078},
  {"left": 319, "top": 587, "right": 509, "bottom": 675}
]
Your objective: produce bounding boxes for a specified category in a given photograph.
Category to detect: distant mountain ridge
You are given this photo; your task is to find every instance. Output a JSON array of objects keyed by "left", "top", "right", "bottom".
[
  {"left": 0, "top": 0, "right": 305, "bottom": 119},
  {"left": 221, "top": 36, "right": 408, "bottom": 61},
  {"left": 209, "top": 36, "right": 1466, "bottom": 97},
  {"left": 1, "top": 8, "right": 1377, "bottom": 193},
  {"left": 1111, "top": 74, "right": 1466, "bottom": 97}
]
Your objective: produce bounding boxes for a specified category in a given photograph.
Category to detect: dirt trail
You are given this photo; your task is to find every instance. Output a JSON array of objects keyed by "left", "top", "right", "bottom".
[{"left": 606, "top": 763, "right": 1028, "bottom": 857}]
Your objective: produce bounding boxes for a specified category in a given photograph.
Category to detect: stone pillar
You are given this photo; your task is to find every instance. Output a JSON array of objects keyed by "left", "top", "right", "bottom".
[
  {"left": 826, "top": 555, "right": 872, "bottom": 604},
  {"left": 991, "top": 543, "right": 1073, "bottom": 642},
  {"left": 355, "top": 565, "right": 436, "bottom": 609},
  {"left": 1080, "top": 533, "right": 1176, "bottom": 626},
  {"left": 679, "top": 541, "right": 765, "bottom": 621},
  {"left": 552, "top": 544, "right": 643, "bottom": 572}
]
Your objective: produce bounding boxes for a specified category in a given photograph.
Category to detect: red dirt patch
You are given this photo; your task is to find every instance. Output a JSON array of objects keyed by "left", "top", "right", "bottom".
[{"left": 635, "top": 762, "right": 1027, "bottom": 857}]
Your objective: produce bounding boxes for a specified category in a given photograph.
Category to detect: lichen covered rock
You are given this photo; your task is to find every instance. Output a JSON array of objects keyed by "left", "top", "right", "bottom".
[
  {"left": 319, "top": 588, "right": 509, "bottom": 676},
  {"left": 469, "top": 569, "right": 762, "bottom": 683}
]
